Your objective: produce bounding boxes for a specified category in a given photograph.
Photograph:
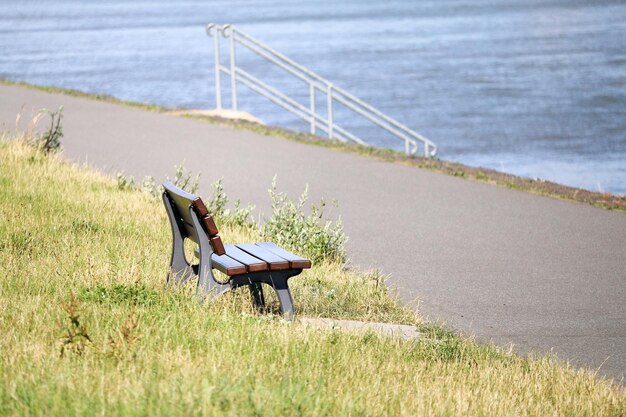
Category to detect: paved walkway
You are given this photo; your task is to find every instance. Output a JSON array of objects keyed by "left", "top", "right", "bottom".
[{"left": 1, "top": 84, "right": 624, "bottom": 380}]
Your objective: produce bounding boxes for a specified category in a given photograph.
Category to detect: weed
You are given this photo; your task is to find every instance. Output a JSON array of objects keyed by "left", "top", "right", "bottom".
[
  {"left": 14, "top": 107, "right": 44, "bottom": 140},
  {"left": 140, "top": 175, "right": 159, "bottom": 198},
  {"left": 12, "top": 105, "right": 63, "bottom": 154},
  {"left": 261, "top": 176, "right": 347, "bottom": 264},
  {"left": 107, "top": 306, "right": 141, "bottom": 360},
  {"left": 169, "top": 163, "right": 200, "bottom": 194},
  {"left": 59, "top": 291, "right": 93, "bottom": 357},
  {"left": 114, "top": 163, "right": 201, "bottom": 200},
  {"left": 206, "top": 178, "right": 228, "bottom": 218},
  {"left": 202, "top": 176, "right": 347, "bottom": 263},
  {"left": 39, "top": 106, "right": 63, "bottom": 154},
  {"left": 228, "top": 199, "right": 256, "bottom": 229},
  {"left": 206, "top": 178, "right": 256, "bottom": 229},
  {"left": 116, "top": 172, "right": 136, "bottom": 190},
  {"left": 59, "top": 286, "right": 145, "bottom": 361}
]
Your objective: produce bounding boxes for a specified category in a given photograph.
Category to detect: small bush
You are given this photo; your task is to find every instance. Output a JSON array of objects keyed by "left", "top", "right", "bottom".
[
  {"left": 261, "top": 176, "right": 347, "bottom": 264},
  {"left": 115, "top": 164, "right": 200, "bottom": 199},
  {"left": 206, "top": 178, "right": 255, "bottom": 229},
  {"left": 170, "top": 163, "right": 200, "bottom": 194},
  {"left": 140, "top": 175, "right": 159, "bottom": 198},
  {"left": 116, "top": 172, "right": 136, "bottom": 190},
  {"left": 205, "top": 178, "right": 228, "bottom": 218}
]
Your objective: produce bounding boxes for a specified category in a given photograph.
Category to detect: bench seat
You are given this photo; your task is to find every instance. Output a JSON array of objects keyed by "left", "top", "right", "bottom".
[{"left": 207, "top": 243, "right": 312, "bottom": 276}]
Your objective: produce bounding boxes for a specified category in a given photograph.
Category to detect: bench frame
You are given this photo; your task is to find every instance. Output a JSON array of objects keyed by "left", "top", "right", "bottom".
[{"left": 162, "top": 182, "right": 305, "bottom": 320}]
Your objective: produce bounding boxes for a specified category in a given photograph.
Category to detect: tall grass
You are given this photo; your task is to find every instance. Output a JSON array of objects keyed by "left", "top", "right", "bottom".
[{"left": 0, "top": 137, "right": 624, "bottom": 416}]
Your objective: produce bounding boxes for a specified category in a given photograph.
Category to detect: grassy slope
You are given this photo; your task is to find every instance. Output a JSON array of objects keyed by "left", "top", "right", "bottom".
[
  {"left": 2, "top": 79, "right": 625, "bottom": 211},
  {"left": 0, "top": 139, "right": 624, "bottom": 416}
]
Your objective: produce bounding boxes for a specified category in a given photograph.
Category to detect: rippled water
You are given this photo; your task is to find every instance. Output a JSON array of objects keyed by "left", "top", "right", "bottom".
[{"left": 1, "top": 0, "right": 624, "bottom": 194}]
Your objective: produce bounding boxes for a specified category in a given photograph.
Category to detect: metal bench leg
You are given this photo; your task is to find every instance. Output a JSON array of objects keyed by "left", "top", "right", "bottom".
[
  {"left": 162, "top": 193, "right": 194, "bottom": 286},
  {"left": 270, "top": 274, "right": 295, "bottom": 321},
  {"left": 249, "top": 283, "right": 266, "bottom": 311},
  {"left": 196, "top": 260, "right": 230, "bottom": 302}
]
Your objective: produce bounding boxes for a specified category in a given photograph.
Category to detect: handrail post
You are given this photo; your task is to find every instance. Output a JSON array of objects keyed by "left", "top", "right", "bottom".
[
  {"left": 327, "top": 84, "right": 333, "bottom": 139},
  {"left": 309, "top": 83, "right": 316, "bottom": 134},
  {"left": 212, "top": 27, "right": 222, "bottom": 109},
  {"left": 229, "top": 29, "right": 238, "bottom": 111},
  {"left": 205, "top": 23, "right": 437, "bottom": 157}
]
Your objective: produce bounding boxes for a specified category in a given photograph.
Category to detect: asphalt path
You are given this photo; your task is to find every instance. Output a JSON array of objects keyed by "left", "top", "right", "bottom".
[{"left": 1, "top": 84, "right": 625, "bottom": 381}]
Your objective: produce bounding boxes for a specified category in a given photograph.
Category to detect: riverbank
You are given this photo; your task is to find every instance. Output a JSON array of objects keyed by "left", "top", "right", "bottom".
[
  {"left": 2, "top": 80, "right": 625, "bottom": 381},
  {"left": 2, "top": 79, "right": 624, "bottom": 211},
  {"left": 1, "top": 137, "right": 624, "bottom": 415}
]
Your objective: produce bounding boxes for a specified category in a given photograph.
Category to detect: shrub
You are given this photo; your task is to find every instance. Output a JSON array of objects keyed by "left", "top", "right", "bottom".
[
  {"left": 204, "top": 178, "right": 256, "bottom": 230},
  {"left": 169, "top": 163, "right": 200, "bottom": 194},
  {"left": 116, "top": 172, "right": 136, "bottom": 190},
  {"left": 115, "top": 164, "right": 200, "bottom": 199},
  {"left": 261, "top": 176, "right": 347, "bottom": 264}
]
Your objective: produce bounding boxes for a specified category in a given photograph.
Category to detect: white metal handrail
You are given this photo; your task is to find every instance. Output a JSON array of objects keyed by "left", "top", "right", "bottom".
[{"left": 206, "top": 23, "right": 437, "bottom": 157}]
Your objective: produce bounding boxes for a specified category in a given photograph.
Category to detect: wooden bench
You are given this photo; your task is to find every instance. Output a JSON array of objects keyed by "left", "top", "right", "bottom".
[{"left": 162, "top": 181, "right": 311, "bottom": 320}]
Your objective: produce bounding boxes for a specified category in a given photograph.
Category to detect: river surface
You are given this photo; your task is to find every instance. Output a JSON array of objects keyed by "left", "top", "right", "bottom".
[{"left": 1, "top": 0, "right": 625, "bottom": 194}]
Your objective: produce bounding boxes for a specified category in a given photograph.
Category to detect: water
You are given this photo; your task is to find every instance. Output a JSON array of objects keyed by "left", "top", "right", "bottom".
[{"left": 1, "top": 0, "right": 625, "bottom": 194}]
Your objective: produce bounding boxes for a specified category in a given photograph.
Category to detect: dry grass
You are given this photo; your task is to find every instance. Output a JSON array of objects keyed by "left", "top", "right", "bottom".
[{"left": 0, "top": 137, "right": 624, "bottom": 416}]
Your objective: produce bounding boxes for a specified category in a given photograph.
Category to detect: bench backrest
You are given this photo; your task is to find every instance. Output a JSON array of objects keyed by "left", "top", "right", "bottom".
[{"left": 162, "top": 181, "right": 226, "bottom": 255}]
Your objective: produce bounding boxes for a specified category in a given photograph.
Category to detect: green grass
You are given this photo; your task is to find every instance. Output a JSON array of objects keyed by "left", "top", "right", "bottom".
[
  {"left": 2, "top": 78, "right": 625, "bottom": 211},
  {"left": 0, "top": 138, "right": 624, "bottom": 416}
]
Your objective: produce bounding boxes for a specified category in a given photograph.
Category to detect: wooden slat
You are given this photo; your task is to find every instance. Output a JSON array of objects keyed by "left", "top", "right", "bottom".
[
  {"left": 236, "top": 244, "right": 290, "bottom": 271},
  {"left": 210, "top": 253, "right": 247, "bottom": 276},
  {"left": 201, "top": 215, "right": 219, "bottom": 236},
  {"left": 191, "top": 197, "right": 209, "bottom": 217},
  {"left": 255, "top": 242, "right": 311, "bottom": 269},
  {"left": 210, "top": 236, "right": 226, "bottom": 256},
  {"left": 191, "top": 198, "right": 220, "bottom": 236},
  {"left": 224, "top": 245, "right": 268, "bottom": 273}
]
